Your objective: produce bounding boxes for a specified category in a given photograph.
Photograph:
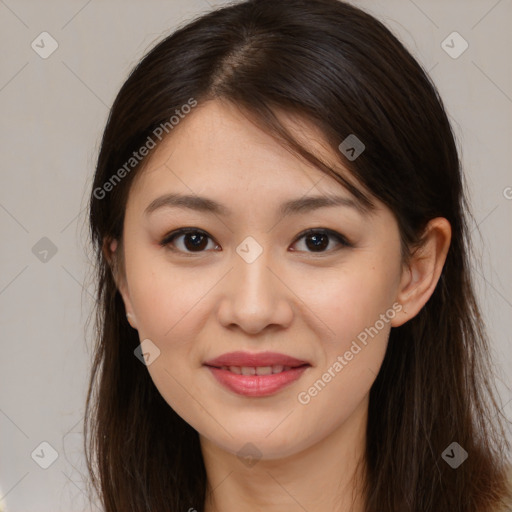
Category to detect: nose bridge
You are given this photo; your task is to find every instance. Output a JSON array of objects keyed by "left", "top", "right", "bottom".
[
  {"left": 217, "top": 236, "right": 293, "bottom": 333},
  {"left": 233, "top": 238, "right": 278, "bottom": 310},
  {"left": 236, "top": 244, "right": 274, "bottom": 299}
]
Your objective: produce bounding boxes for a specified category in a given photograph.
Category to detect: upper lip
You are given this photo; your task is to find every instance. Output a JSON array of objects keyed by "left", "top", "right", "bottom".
[{"left": 203, "top": 351, "right": 310, "bottom": 368}]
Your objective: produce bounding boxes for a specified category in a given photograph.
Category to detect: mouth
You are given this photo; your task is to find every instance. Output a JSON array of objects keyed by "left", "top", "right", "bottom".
[
  {"left": 203, "top": 351, "right": 311, "bottom": 397},
  {"left": 206, "top": 364, "right": 309, "bottom": 375},
  {"left": 203, "top": 350, "right": 310, "bottom": 369}
]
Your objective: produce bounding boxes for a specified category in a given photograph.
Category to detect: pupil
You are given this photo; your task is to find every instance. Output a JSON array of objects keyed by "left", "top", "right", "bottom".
[
  {"left": 185, "top": 233, "right": 207, "bottom": 251},
  {"left": 306, "top": 233, "right": 328, "bottom": 251}
]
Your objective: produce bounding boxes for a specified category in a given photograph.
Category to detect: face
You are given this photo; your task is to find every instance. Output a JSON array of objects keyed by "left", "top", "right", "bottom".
[{"left": 115, "top": 99, "right": 406, "bottom": 461}]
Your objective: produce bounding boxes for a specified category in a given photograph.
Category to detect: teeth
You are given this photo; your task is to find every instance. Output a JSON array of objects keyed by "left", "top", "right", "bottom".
[
  {"left": 256, "top": 366, "right": 273, "bottom": 376},
  {"left": 220, "top": 365, "right": 296, "bottom": 375}
]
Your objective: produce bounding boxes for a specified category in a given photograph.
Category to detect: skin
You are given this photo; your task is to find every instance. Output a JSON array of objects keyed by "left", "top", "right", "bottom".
[{"left": 107, "top": 99, "right": 451, "bottom": 511}]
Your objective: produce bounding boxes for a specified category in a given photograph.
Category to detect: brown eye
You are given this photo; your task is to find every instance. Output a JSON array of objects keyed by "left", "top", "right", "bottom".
[
  {"left": 305, "top": 232, "right": 329, "bottom": 251},
  {"left": 290, "top": 229, "right": 351, "bottom": 253},
  {"left": 160, "top": 229, "right": 218, "bottom": 253},
  {"left": 181, "top": 232, "right": 209, "bottom": 251}
]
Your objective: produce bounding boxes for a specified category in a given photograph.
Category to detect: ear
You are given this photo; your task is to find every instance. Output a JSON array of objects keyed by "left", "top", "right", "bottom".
[
  {"left": 391, "top": 217, "right": 451, "bottom": 327},
  {"left": 102, "top": 237, "right": 138, "bottom": 330}
]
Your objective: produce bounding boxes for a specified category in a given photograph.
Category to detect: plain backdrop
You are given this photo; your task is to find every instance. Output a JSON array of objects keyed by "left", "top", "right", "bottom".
[{"left": 1, "top": 0, "right": 511, "bottom": 510}]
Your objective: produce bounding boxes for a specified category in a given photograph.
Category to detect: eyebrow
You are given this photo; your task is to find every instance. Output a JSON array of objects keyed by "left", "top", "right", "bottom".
[{"left": 144, "top": 192, "right": 368, "bottom": 218}]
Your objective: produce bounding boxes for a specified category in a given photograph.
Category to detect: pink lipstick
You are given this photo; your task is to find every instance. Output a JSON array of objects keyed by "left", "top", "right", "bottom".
[{"left": 203, "top": 351, "right": 311, "bottom": 397}]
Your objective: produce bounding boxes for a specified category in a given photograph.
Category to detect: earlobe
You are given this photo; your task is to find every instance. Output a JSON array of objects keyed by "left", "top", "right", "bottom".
[
  {"left": 391, "top": 217, "right": 451, "bottom": 327},
  {"left": 119, "top": 285, "right": 138, "bottom": 329},
  {"left": 126, "top": 312, "right": 138, "bottom": 329},
  {"left": 103, "top": 236, "right": 122, "bottom": 288},
  {"left": 103, "top": 236, "right": 138, "bottom": 330}
]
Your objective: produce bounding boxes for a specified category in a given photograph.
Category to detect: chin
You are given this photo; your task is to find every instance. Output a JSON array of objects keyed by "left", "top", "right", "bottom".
[{"left": 201, "top": 423, "right": 313, "bottom": 462}]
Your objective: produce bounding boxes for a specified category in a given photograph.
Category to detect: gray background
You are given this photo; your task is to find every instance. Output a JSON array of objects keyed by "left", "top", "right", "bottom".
[{"left": 1, "top": 0, "right": 511, "bottom": 510}]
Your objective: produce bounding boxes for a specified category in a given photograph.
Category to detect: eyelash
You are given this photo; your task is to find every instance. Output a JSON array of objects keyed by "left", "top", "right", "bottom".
[{"left": 159, "top": 227, "right": 352, "bottom": 255}]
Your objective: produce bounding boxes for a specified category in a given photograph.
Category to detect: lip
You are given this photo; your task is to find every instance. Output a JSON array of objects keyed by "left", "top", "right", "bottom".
[
  {"left": 203, "top": 351, "right": 311, "bottom": 397},
  {"left": 205, "top": 365, "right": 310, "bottom": 397},
  {"left": 203, "top": 351, "right": 309, "bottom": 368}
]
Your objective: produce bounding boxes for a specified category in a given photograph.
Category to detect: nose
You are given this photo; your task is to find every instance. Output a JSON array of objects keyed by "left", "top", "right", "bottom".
[{"left": 216, "top": 247, "right": 294, "bottom": 335}]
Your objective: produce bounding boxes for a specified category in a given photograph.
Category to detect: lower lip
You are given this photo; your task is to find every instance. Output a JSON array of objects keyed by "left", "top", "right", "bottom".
[{"left": 205, "top": 365, "right": 310, "bottom": 397}]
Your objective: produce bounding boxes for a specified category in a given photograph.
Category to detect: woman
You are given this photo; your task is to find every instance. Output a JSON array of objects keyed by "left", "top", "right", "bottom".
[{"left": 85, "top": 0, "right": 511, "bottom": 510}]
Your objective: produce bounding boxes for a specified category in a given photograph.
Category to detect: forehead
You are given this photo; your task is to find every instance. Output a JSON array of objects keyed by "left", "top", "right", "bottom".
[{"left": 126, "top": 99, "right": 369, "bottom": 216}]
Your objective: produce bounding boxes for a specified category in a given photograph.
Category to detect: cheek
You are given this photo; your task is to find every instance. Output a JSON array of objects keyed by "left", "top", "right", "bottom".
[
  {"left": 126, "top": 256, "right": 213, "bottom": 422},
  {"left": 305, "top": 260, "right": 400, "bottom": 346},
  {"left": 300, "top": 254, "right": 400, "bottom": 411},
  {"left": 126, "top": 249, "right": 214, "bottom": 341},
  {"left": 292, "top": 267, "right": 396, "bottom": 436}
]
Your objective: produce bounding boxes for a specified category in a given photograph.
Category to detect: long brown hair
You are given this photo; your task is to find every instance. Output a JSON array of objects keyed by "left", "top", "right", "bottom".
[{"left": 85, "top": 0, "right": 511, "bottom": 510}]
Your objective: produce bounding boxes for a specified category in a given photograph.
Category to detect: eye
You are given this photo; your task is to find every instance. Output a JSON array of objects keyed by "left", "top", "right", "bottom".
[
  {"left": 159, "top": 228, "right": 219, "bottom": 254},
  {"left": 290, "top": 228, "right": 352, "bottom": 253},
  {"left": 159, "top": 227, "right": 352, "bottom": 255}
]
